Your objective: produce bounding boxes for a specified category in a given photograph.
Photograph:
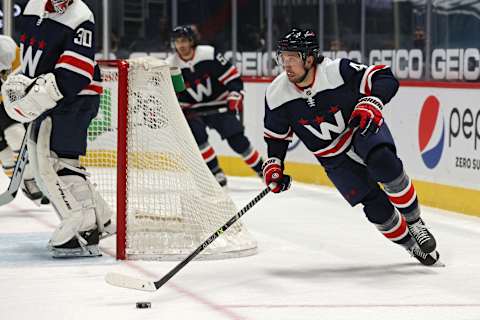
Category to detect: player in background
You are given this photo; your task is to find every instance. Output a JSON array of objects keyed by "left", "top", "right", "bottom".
[
  {"left": 166, "top": 25, "right": 264, "bottom": 187},
  {"left": 1, "top": 0, "right": 113, "bottom": 257},
  {"left": 262, "top": 28, "right": 440, "bottom": 266},
  {"left": 0, "top": 35, "right": 25, "bottom": 177}
]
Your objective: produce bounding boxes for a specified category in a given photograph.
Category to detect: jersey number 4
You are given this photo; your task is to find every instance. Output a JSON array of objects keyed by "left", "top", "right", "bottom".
[
  {"left": 74, "top": 28, "right": 93, "bottom": 48},
  {"left": 349, "top": 61, "right": 367, "bottom": 71}
]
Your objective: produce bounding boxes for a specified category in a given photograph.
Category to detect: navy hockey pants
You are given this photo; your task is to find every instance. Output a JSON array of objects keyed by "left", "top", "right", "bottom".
[
  {"left": 320, "top": 123, "right": 402, "bottom": 207},
  {"left": 187, "top": 111, "right": 244, "bottom": 145},
  {"left": 34, "top": 95, "right": 100, "bottom": 158}
]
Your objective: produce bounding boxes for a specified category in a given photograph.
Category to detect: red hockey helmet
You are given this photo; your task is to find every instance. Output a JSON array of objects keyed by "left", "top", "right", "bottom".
[{"left": 49, "top": 0, "right": 73, "bottom": 14}]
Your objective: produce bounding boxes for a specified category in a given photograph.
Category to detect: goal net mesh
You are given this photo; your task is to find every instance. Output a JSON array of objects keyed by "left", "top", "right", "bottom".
[{"left": 81, "top": 58, "right": 257, "bottom": 260}]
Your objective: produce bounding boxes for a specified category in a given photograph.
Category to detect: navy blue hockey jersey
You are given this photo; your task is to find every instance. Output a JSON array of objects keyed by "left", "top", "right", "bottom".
[
  {"left": 18, "top": 0, "right": 102, "bottom": 100},
  {"left": 166, "top": 45, "right": 243, "bottom": 110},
  {"left": 264, "top": 58, "right": 399, "bottom": 161}
]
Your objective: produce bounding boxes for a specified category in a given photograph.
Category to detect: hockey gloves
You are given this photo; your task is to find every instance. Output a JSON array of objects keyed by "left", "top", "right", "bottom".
[
  {"left": 348, "top": 96, "right": 384, "bottom": 135},
  {"left": 2, "top": 73, "right": 63, "bottom": 123},
  {"left": 227, "top": 91, "right": 244, "bottom": 114},
  {"left": 262, "top": 158, "right": 291, "bottom": 193}
]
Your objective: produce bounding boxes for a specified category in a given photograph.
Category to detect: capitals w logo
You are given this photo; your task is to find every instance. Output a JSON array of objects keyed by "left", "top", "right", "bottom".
[
  {"left": 304, "top": 111, "right": 345, "bottom": 140},
  {"left": 187, "top": 77, "right": 212, "bottom": 102},
  {"left": 20, "top": 43, "right": 43, "bottom": 77}
]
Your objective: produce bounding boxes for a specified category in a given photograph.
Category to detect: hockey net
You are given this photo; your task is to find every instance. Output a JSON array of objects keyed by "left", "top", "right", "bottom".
[{"left": 81, "top": 57, "right": 257, "bottom": 260}]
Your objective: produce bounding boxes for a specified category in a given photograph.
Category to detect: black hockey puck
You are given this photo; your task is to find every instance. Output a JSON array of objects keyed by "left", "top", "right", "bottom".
[{"left": 136, "top": 302, "right": 151, "bottom": 309}]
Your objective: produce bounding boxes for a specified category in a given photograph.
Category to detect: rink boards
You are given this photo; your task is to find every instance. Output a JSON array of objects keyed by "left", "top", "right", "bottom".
[{"left": 212, "top": 80, "right": 480, "bottom": 217}]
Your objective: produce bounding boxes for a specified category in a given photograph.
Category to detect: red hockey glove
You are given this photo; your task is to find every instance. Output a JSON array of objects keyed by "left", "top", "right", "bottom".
[
  {"left": 262, "top": 158, "right": 291, "bottom": 193},
  {"left": 227, "top": 91, "right": 243, "bottom": 113},
  {"left": 348, "top": 96, "right": 384, "bottom": 135}
]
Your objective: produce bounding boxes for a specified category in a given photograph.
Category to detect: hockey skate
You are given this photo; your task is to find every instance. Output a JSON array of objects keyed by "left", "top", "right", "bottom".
[
  {"left": 213, "top": 169, "right": 227, "bottom": 187},
  {"left": 408, "top": 218, "right": 436, "bottom": 253},
  {"left": 49, "top": 228, "right": 101, "bottom": 258},
  {"left": 22, "top": 178, "right": 50, "bottom": 206},
  {"left": 406, "top": 243, "right": 443, "bottom": 267}
]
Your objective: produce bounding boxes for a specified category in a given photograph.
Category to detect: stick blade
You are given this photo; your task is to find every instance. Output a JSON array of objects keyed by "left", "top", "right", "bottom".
[
  {"left": 105, "top": 272, "right": 157, "bottom": 292},
  {"left": 0, "top": 192, "right": 15, "bottom": 205}
]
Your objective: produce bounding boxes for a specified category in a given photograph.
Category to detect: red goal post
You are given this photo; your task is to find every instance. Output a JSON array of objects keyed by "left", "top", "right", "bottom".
[{"left": 82, "top": 58, "right": 257, "bottom": 260}]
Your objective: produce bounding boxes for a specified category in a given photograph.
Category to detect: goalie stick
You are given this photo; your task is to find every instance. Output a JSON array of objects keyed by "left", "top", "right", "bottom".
[
  {"left": 105, "top": 185, "right": 272, "bottom": 292},
  {"left": 0, "top": 123, "right": 32, "bottom": 205}
]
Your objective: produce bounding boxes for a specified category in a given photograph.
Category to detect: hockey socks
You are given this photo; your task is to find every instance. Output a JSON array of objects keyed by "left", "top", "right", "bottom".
[{"left": 241, "top": 146, "right": 263, "bottom": 175}]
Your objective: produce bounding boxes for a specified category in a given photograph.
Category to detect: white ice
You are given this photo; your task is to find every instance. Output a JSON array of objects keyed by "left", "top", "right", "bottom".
[{"left": 0, "top": 175, "right": 479, "bottom": 320}]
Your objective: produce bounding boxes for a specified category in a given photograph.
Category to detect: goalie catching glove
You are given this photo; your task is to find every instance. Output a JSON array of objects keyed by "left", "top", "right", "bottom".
[
  {"left": 262, "top": 158, "right": 291, "bottom": 193},
  {"left": 1, "top": 73, "right": 63, "bottom": 123},
  {"left": 348, "top": 96, "right": 384, "bottom": 135},
  {"left": 227, "top": 91, "right": 244, "bottom": 113}
]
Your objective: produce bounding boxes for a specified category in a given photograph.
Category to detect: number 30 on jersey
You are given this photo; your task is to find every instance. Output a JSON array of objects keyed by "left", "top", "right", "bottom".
[{"left": 74, "top": 28, "right": 92, "bottom": 47}]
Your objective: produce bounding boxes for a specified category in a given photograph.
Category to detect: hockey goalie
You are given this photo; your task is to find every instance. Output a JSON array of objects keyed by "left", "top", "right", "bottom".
[{"left": 1, "top": 0, "right": 113, "bottom": 257}]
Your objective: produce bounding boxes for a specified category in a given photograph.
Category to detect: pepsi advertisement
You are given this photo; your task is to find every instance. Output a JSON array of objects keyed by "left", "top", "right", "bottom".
[{"left": 383, "top": 85, "right": 480, "bottom": 190}]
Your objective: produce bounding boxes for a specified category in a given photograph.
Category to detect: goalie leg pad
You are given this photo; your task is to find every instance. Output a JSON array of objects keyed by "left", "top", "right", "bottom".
[{"left": 30, "top": 117, "right": 113, "bottom": 251}]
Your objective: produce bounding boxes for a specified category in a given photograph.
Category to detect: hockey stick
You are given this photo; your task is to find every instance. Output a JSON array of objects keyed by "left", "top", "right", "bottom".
[
  {"left": 105, "top": 186, "right": 272, "bottom": 292},
  {"left": 0, "top": 123, "right": 32, "bottom": 205},
  {"left": 184, "top": 106, "right": 229, "bottom": 117}
]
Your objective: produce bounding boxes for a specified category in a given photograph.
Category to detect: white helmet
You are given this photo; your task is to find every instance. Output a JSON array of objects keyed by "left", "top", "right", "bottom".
[{"left": 0, "top": 35, "right": 17, "bottom": 72}]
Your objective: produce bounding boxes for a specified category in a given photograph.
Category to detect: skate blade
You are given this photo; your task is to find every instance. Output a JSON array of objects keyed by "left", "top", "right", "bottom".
[
  {"left": 428, "top": 251, "right": 446, "bottom": 267},
  {"left": 50, "top": 245, "right": 102, "bottom": 258},
  {"left": 431, "top": 259, "right": 446, "bottom": 267}
]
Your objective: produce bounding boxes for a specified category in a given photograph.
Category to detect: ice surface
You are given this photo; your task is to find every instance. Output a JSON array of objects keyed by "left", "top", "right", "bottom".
[{"left": 0, "top": 175, "right": 479, "bottom": 320}]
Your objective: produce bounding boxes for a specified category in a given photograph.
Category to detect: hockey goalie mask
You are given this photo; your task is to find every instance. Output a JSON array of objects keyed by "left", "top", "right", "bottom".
[{"left": 48, "top": 0, "right": 72, "bottom": 14}]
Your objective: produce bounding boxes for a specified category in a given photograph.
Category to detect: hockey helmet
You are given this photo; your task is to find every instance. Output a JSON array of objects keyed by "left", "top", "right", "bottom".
[
  {"left": 277, "top": 28, "right": 321, "bottom": 64},
  {"left": 49, "top": 0, "right": 73, "bottom": 14},
  {"left": 171, "top": 25, "right": 198, "bottom": 47}
]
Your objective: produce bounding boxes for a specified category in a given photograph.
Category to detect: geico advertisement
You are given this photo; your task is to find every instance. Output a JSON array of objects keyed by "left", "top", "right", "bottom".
[
  {"left": 113, "top": 48, "right": 480, "bottom": 81},
  {"left": 384, "top": 87, "right": 480, "bottom": 190}
]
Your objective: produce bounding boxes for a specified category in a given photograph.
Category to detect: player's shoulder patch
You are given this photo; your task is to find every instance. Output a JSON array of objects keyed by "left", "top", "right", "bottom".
[
  {"left": 266, "top": 72, "right": 300, "bottom": 110},
  {"left": 48, "top": 0, "right": 94, "bottom": 30},
  {"left": 320, "top": 58, "right": 345, "bottom": 88},
  {"left": 23, "top": 0, "right": 46, "bottom": 17},
  {"left": 193, "top": 45, "right": 215, "bottom": 64}
]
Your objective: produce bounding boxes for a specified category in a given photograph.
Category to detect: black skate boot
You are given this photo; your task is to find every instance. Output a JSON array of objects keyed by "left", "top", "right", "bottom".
[
  {"left": 407, "top": 243, "right": 442, "bottom": 266},
  {"left": 50, "top": 228, "right": 101, "bottom": 258},
  {"left": 22, "top": 178, "right": 50, "bottom": 205},
  {"left": 213, "top": 168, "right": 227, "bottom": 187},
  {"left": 408, "top": 218, "right": 436, "bottom": 253}
]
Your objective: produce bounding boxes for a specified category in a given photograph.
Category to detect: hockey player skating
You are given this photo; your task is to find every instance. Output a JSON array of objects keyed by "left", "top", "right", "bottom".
[
  {"left": 262, "top": 28, "right": 440, "bottom": 266},
  {"left": 167, "top": 25, "right": 264, "bottom": 187},
  {"left": 1, "top": 0, "right": 113, "bottom": 257}
]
